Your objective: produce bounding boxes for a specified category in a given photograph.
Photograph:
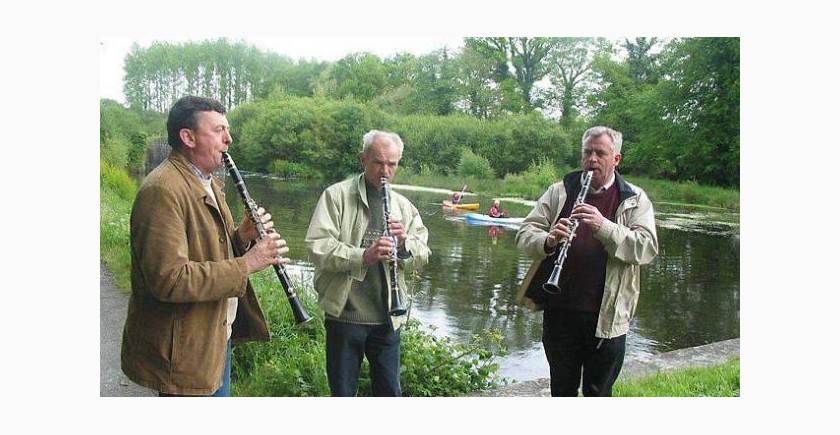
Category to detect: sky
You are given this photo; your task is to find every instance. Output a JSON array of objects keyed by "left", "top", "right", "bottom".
[{"left": 99, "top": 36, "right": 465, "bottom": 104}]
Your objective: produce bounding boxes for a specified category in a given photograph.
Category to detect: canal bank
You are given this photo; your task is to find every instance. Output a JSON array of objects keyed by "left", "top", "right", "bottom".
[{"left": 473, "top": 338, "right": 740, "bottom": 397}]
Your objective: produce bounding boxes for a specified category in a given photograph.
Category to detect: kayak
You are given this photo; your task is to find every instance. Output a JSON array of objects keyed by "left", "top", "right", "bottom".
[
  {"left": 464, "top": 212, "right": 525, "bottom": 227},
  {"left": 442, "top": 200, "right": 480, "bottom": 211}
]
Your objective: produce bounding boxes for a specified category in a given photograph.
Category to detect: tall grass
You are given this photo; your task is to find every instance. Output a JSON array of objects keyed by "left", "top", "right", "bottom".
[
  {"left": 100, "top": 161, "right": 137, "bottom": 290},
  {"left": 614, "top": 358, "right": 740, "bottom": 397}
]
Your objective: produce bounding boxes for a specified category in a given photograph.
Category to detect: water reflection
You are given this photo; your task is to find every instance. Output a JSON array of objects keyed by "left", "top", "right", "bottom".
[{"left": 218, "top": 175, "right": 740, "bottom": 382}]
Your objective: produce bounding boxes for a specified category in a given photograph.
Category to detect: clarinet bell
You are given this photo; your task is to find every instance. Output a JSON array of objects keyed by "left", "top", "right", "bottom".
[
  {"left": 288, "top": 294, "right": 313, "bottom": 325},
  {"left": 542, "top": 265, "right": 562, "bottom": 295}
]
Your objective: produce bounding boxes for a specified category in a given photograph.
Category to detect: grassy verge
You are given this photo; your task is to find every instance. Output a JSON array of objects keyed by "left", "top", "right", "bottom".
[
  {"left": 396, "top": 168, "right": 739, "bottom": 211},
  {"left": 100, "top": 160, "right": 137, "bottom": 291},
  {"left": 614, "top": 358, "right": 740, "bottom": 397}
]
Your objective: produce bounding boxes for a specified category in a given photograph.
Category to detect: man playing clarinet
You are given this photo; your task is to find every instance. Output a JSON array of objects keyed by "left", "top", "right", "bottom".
[
  {"left": 121, "top": 96, "right": 289, "bottom": 396},
  {"left": 515, "top": 126, "right": 659, "bottom": 396},
  {"left": 305, "top": 130, "right": 431, "bottom": 396}
]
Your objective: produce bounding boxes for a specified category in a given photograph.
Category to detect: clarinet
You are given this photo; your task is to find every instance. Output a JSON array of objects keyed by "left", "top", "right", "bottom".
[
  {"left": 542, "top": 170, "right": 594, "bottom": 295},
  {"left": 380, "top": 176, "right": 407, "bottom": 316},
  {"left": 221, "top": 152, "right": 312, "bottom": 325}
]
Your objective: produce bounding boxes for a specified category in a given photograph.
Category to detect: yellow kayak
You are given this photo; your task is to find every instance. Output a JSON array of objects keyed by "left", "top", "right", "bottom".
[{"left": 443, "top": 200, "right": 480, "bottom": 211}]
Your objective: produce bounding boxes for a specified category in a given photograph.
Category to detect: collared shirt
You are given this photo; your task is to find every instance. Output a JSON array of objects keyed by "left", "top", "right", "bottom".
[
  {"left": 187, "top": 160, "right": 213, "bottom": 181},
  {"left": 585, "top": 171, "right": 615, "bottom": 195}
]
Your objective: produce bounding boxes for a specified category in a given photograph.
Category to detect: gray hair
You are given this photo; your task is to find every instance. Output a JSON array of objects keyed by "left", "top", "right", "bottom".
[
  {"left": 581, "top": 126, "right": 623, "bottom": 154},
  {"left": 362, "top": 130, "right": 404, "bottom": 154}
]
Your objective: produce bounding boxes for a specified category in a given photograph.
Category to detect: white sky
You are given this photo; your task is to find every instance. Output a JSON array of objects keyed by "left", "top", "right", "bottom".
[{"left": 99, "top": 37, "right": 465, "bottom": 104}]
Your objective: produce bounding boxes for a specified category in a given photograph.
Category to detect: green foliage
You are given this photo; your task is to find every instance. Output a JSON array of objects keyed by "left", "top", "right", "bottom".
[
  {"left": 116, "top": 37, "right": 738, "bottom": 188},
  {"left": 230, "top": 274, "right": 506, "bottom": 396},
  {"left": 269, "top": 159, "right": 312, "bottom": 179},
  {"left": 501, "top": 158, "right": 563, "bottom": 199},
  {"left": 228, "top": 95, "right": 572, "bottom": 181},
  {"left": 100, "top": 99, "right": 161, "bottom": 171},
  {"left": 100, "top": 161, "right": 137, "bottom": 290},
  {"left": 229, "top": 96, "right": 385, "bottom": 179},
  {"left": 392, "top": 111, "right": 572, "bottom": 177},
  {"left": 457, "top": 148, "right": 494, "bottom": 178},
  {"left": 100, "top": 159, "right": 138, "bottom": 201},
  {"left": 124, "top": 39, "right": 323, "bottom": 111},
  {"left": 398, "top": 321, "right": 506, "bottom": 397},
  {"left": 614, "top": 358, "right": 740, "bottom": 397},
  {"left": 590, "top": 37, "right": 739, "bottom": 187}
]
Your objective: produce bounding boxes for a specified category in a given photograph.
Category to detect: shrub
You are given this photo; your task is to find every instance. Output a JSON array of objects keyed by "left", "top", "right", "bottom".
[
  {"left": 100, "top": 160, "right": 138, "bottom": 201},
  {"left": 270, "top": 159, "right": 317, "bottom": 179},
  {"left": 502, "top": 158, "right": 561, "bottom": 199},
  {"left": 231, "top": 273, "right": 506, "bottom": 397},
  {"left": 457, "top": 148, "right": 495, "bottom": 179}
]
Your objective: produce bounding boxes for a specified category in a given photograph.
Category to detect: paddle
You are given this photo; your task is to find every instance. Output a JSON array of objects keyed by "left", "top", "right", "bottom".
[{"left": 454, "top": 184, "right": 467, "bottom": 204}]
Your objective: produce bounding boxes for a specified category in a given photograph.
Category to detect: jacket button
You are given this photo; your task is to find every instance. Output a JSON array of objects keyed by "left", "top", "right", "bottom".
[{"left": 220, "top": 236, "right": 226, "bottom": 243}]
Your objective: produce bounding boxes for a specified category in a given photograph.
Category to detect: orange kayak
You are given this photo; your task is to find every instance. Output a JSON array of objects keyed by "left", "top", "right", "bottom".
[{"left": 442, "top": 200, "right": 480, "bottom": 211}]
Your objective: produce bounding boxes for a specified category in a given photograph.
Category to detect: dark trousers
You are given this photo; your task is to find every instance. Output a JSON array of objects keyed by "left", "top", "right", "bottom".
[
  {"left": 542, "top": 309, "right": 626, "bottom": 397},
  {"left": 325, "top": 319, "right": 401, "bottom": 397}
]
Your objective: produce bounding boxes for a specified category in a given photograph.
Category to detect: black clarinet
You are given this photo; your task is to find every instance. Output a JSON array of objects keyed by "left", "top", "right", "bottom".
[
  {"left": 380, "top": 176, "right": 407, "bottom": 316},
  {"left": 221, "top": 152, "right": 312, "bottom": 325},
  {"left": 542, "top": 170, "right": 594, "bottom": 294}
]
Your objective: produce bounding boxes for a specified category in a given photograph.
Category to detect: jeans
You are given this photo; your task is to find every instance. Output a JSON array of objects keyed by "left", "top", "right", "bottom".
[
  {"left": 325, "top": 319, "right": 401, "bottom": 397},
  {"left": 542, "top": 309, "right": 626, "bottom": 397},
  {"left": 159, "top": 339, "right": 232, "bottom": 397}
]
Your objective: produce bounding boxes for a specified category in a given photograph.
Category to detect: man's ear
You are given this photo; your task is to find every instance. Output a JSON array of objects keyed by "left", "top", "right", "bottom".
[
  {"left": 179, "top": 128, "right": 196, "bottom": 150},
  {"left": 358, "top": 152, "right": 366, "bottom": 168},
  {"left": 614, "top": 153, "right": 622, "bottom": 166}
]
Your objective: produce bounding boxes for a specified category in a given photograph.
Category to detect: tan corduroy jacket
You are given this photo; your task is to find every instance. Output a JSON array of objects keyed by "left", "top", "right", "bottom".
[
  {"left": 515, "top": 171, "right": 658, "bottom": 338},
  {"left": 305, "top": 174, "right": 431, "bottom": 330},
  {"left": 121, "top": 149, "right": 269, "bottom": 395}
]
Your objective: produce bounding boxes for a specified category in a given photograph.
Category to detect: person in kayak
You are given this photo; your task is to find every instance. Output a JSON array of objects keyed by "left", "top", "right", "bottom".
[{"left": 487, "top": 199, "right": 508, "bottom": 218}]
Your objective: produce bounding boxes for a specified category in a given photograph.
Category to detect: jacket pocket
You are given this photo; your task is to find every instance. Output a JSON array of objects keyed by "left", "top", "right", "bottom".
[{"left": 169, "top": 317, "right": 180, "bottom": 372}]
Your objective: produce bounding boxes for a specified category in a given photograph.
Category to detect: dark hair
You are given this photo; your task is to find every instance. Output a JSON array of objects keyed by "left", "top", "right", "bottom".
[{"left": 166, "top": 96, "right": 227, "bottom": 150}]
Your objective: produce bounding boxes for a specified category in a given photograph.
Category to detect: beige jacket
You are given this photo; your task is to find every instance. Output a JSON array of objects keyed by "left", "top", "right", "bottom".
[
  {"left": 515, "top": 171, "right": 658, "bottom": 338},
  {"left": 305, "top": 174, "right": 431, "bottom": 330}
]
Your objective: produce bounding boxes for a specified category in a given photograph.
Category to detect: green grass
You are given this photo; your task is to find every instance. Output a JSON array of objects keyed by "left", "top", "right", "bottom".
[
  {"left": 100, "top": 161, "right": 137, "bottom": 291},
  {"left": 614, "top": 358, "right": 740, "bottom": 397}
]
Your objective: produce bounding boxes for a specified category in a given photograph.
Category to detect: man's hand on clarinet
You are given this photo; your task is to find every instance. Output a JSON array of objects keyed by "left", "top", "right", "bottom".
[
  {"left": 545, "top": 218, "right": 572, "bottom": 251},
  {"left": 244, "top": 231, "right": 289, "bottom": 274},
  {"left": 570, "top": 203, "right": 605, "bottom": 231},
  {"left": 387, "top": 217, "right": 408, "bottom": 248},
  {"left": 237, "top": 207, "right": 274, "bottom": 244},
  {"left": 363, "top": 236, "right": 395, "bottom": 266}
]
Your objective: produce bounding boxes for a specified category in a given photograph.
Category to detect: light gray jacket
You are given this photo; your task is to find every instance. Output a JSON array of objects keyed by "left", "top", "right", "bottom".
[{"left": 305, "top": 174, "right": 431, "bottom": 330}]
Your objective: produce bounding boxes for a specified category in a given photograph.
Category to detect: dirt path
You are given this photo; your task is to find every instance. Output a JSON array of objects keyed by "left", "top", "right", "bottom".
[{"left": 100, "top": 263, "right": 154, "bottom": 397}]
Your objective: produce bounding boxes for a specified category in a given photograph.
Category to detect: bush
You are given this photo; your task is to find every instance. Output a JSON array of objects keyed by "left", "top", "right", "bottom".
[
  {"left": 100, "top": 161, "right": 137, "bottom": 290},
  {"left": 457, "top": 148, "right": 495, "bottom": 179},
  {"left": 100, "top": 160, "right": 138, "bottom": 201},
  {"left": 502, "top": 158, "right": 562, "bottom": 199},
  {"left": 229, "top": 97, "right": 574, "bottom": 181},
  {"left": 231, "top": 272, "right": 506, "bottom": 397},
  {"left": 269, "top": 159, "right": 317, "bottom": 179}
]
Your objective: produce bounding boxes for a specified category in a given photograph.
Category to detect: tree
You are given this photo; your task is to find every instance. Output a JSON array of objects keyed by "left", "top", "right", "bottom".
[
  {"left": 545, "top": 37, "right": 605, "bottom": 124},
  {"left": 315, "top": 52, "right": 388, "bottom": 102},
  {"left": 464, "top": 37, "right": 555, "bottom": 111}
]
